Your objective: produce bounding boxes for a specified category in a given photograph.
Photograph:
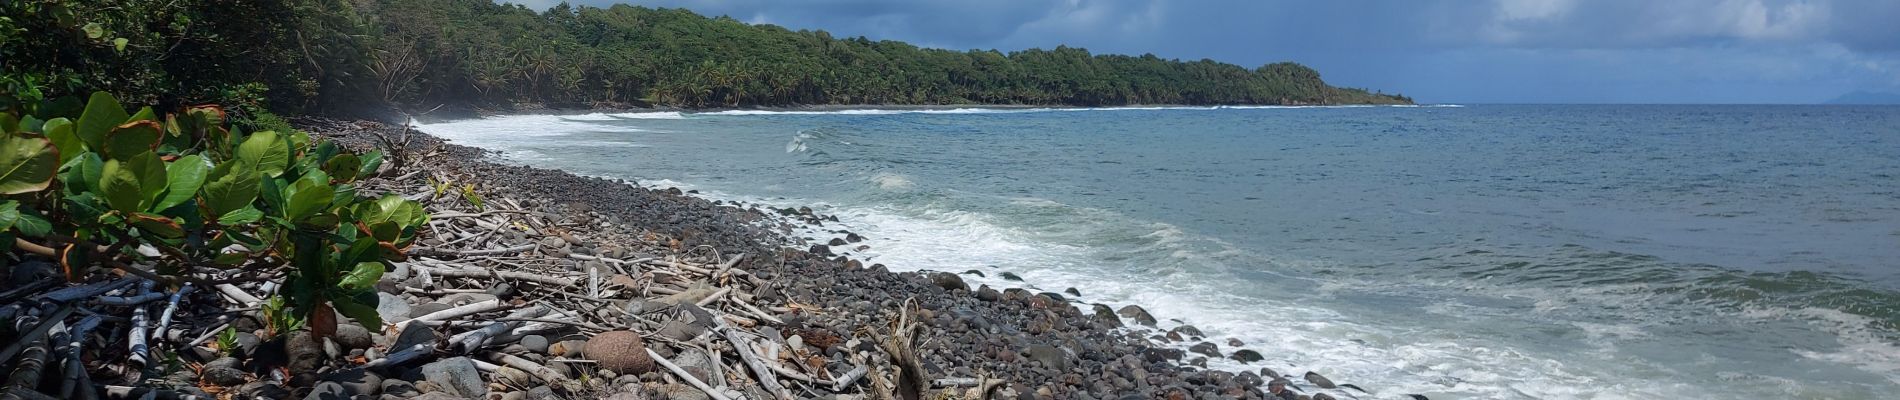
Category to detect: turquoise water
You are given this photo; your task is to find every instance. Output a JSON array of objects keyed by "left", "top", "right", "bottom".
[{"left": 419, "top": 105, "right": 1900, "bottom": 399}]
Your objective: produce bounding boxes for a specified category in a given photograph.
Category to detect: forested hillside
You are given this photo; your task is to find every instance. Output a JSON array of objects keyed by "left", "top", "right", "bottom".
[{"left": 3, "top": 0, "right": 1411, "bottom": 117}]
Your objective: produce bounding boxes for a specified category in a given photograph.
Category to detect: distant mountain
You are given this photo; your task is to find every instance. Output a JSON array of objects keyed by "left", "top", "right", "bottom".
[{"left": 1825, "top": 91, "right": 1900, "bottom": 105}]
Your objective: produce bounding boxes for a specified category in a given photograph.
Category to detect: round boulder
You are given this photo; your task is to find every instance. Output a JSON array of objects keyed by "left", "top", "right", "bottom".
[{"left": 584, "top": 331, "right": 655, "bottom": 374}]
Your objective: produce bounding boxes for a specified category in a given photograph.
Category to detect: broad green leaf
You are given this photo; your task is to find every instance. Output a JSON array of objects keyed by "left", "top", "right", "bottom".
[
  {"left": 235, "top": 130, "right": 288, "bottom": 177},
  {"left": 103, "top": 120, "right": 162, "bottom": 160},
  {"left": 128, "top": 106, "right": 155, "bottom": 123},
  {"left": 0, "top": 200, "right": 19, "bottom": 232},
  {"left": 156, "top": 155, "right": 208, "bottom": 211},
  {"left": 128, "top": 212, "right": 183, "bottom": 238},
  {"left": 13, "top": 209, "right": 50, "bottom": 237},
  {"left": 99, "top": 158, "right": 144, "bottom": 213},
  {"left": 357, "top": 150, "right": 384, "bottom": 178},
  {"left": 202, "top": 162, "right": 259, "bottom": 219},
  {"left": 81, "top": 22, "right": 103, "bottom": 39},
  {"left": 19, "top": 116, "right": 42, "bottom": 133},
  {"left": 331, "top": 295, "right": 382, "bottom": 330},
  {"left": 322, "top": 153, "right": 360, "bottom": 183},
  {"left": 42, "top": 118, "right": 80, "bottom": 164},
  {"left": 129, "top": 151, "right": 166, "bottom": 209},
  {"left": 112, "top": 38, "right": 127, "bottom": 52},
  {"left": 339, "top": 262, "right": 384, "bottom": 290},
  {"left": 0, "top": 133, "right": 59, "bottom": 194},
  {"left": 75, "top": 91, "right": 127, "bottom": 151},
  {"left": 217, "top": 206, "right": 263, "bottom": 225},
  {"left": 0, "top": 113, "right": 15, "bottom": 133},
  {"left": 284, "top": 171, "right": 334, "bottom": 222}
]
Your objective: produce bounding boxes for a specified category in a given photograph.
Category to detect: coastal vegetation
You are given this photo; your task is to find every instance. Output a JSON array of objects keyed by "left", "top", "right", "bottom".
[
  {"left": 3, "top": 0, "right": 1410, "bottom": 117},
  {"left": 0, "top": 92, "right": 424, "bottom": 337}
]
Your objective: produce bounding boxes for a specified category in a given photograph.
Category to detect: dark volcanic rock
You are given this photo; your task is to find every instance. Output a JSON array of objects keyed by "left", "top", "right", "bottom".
[
  {"left": 1306, "top": 371, "right": 1338, "bottom": 389},
  {"left": 929, "top": 272, "right": 969, "bottom": 292},
  {"left": 1189, "top": 341, "right": 1221, "bottom": 358},
  {"left": 1117, "top": 305, "right": 1158, "bottom": 327}
]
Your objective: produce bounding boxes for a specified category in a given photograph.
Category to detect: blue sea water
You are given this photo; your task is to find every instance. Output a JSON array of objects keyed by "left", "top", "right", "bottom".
[{"left": 418, "top": 105, "right": 1900, "bottom": 399}]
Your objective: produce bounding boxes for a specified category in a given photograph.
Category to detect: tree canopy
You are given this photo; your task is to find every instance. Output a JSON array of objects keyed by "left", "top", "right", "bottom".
[{"left": 3, "top": 0, "right": 1411, "bottom": 116}]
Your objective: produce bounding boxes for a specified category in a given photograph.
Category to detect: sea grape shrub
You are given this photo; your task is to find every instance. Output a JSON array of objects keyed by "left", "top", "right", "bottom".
[{"left": 0, "top": 91, "right": 427, "bottom": 338}]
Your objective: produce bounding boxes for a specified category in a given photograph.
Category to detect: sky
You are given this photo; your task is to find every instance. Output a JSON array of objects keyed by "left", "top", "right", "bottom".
[{"left": 502, "top": 0, "right": 1900, "bottom": 104}]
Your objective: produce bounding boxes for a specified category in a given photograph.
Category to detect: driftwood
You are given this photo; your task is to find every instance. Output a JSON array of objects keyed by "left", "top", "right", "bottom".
[{"left": 648, "top": 348, "right": 735, "bottom": 400}]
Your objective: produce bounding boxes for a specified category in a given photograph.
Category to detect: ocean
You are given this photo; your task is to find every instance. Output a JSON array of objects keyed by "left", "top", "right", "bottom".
[{"left": 416, "top": 105, "right": 1900, "bottom": 399}]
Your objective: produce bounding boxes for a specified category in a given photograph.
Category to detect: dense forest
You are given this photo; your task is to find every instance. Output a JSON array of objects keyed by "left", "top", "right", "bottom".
[{"left": 2, "top": 0, "right": 1411, "bottom": 117}]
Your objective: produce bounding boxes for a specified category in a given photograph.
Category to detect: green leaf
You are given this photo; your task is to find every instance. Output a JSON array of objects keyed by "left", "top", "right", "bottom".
[
  {"left": 112, "top": 37, "right": 127, "bottom": 52},
  {"left": 357, "top": 150, "right": 384, "bottom": 178},
  {"left": 284, "top": 171, "right": 334, "bottom": 222},
  {"left": 60, "top": 152, "right": 104, "bottom": 194},
  {"left": 81, "top": 22, "right": 103, "bottom": 39},
  {"left": 156, "top": 154, "right": 208, "bottom": 211},
  {"left": 461, "top": 184, "right": 484, "bottom": 211},
  {"left": 99, "top": 158, "right": 144, "bottom": 213},
  {"left": 202, "top": 162, "right": 259, "bottom": 219},
  {"left": 339, "top": 262, "right": 384, "bottom": 290},
  {"left": 0, "top": 200, "right": 19, "bottom": 232},
  {"left": 217, "top": 206, "right": 263, "bottom": 225},
  {"left": 98, "top": 151, "right": 164, "bottom": 213},
  {"left": 0, "top": 132, "right": 59, "bottom": 194},
  {"left": 76, "top": 92, "right": 127, "bottom": 151},
  {"left": 322, "top": 153, "right": 360, "bottom": 183},
  {"left": 330, "top": 295, "right": 383, "bottom": 330},
  {"left": 234, "top": 130, "right": 288, "bottom": 178},
  {"left": 13, "top": 209, "right": 50, "bottom": 237},
  {"left": 41, "top": 118, "right": 80, "bottom": 165},
  {"left": 103, "top": 120, "right": 162, "bottom": 160},
  {"left": 128, "top": 106, "right": 156, "bottom": 123},
  {"left": 0, "top": 113, "right": 15, "bottom": 133}
]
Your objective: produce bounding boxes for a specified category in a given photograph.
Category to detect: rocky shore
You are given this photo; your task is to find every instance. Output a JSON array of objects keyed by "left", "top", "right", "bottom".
[{"left": 0, "top": 116, "right": 1404, "bottom": 400}]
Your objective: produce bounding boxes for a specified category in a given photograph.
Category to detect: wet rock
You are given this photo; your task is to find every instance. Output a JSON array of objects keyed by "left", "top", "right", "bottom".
[
  {"left": 809, "top": 244, "right": 832, "bottom": 256},
  {"left": 1091, "top": 304, "right": 1124, "bottom": 328},
  {"left": 1305, "top": 371, "right": 1337, "bottom": 389},
  {"left": 999, "top": 272, "right": 1024, "bottom": 281},
  {"left": 975, "top": 285, "right": 1001, "bottom": 302},
  {"left": 828, "top": 238, "right": 848, "bottom": 246},
  {"left": 585, "top": 330, "right": 655, "bottom": 374},
  {"left": 1171, "top": 325, "right": 1205, "bottom": 339},
  {"left": 1141, "top": 347, "right": 1185, "bottom": 363},
  {"left": 321, "top": 368, "right": 382, "bottom": 396},
  {"left": 1117, "top": 305, "right": 1158, "bottom": 327},
  {"left": 1227, "top": 338, "right": 1246, "bottom": 347},
  {"left": 1230, "top": 349, "right": 1264, "bottom": 363},
  {"left": 1064, "top": 287, "right": 1082, "bottom": 297},
  {"left": 845, "top": 232, "right": 865, "bottom": 243},
  {"left": 421, "top": 357, "right": 487, "bottom": 398},
  {"left": 1189, "top": 342, "right": 1221, "bottom": 358},
  {"left": 962, "top": 269, "right": 985, "bottom": 277},
  {"left": 929, "top": 272, "right": 969, "bottom": 292}
]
